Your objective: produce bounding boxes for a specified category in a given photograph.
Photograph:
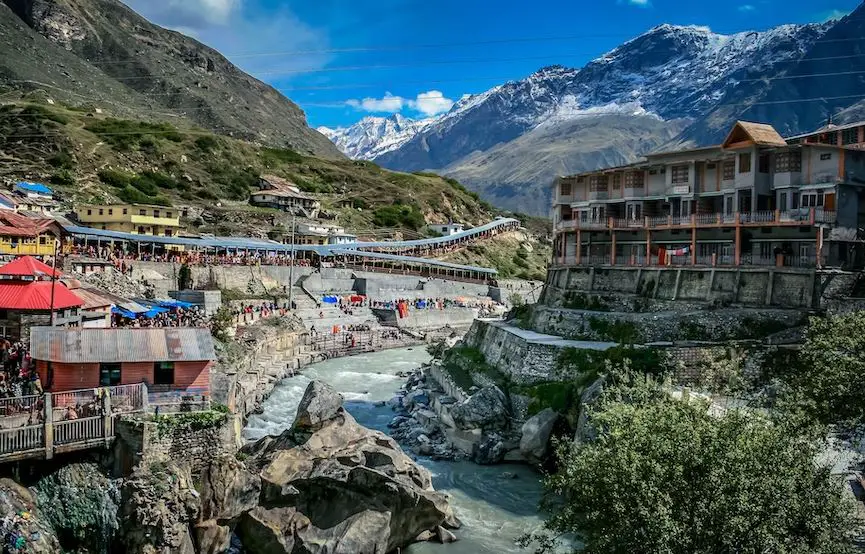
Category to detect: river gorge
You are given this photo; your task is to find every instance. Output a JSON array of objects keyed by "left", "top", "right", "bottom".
[{"left": 244, "top": 347, "right": 546, "bottom": 554}]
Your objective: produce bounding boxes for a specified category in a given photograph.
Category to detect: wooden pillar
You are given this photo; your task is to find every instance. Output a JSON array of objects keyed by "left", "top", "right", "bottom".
[
  {"left": 610, "top": 232, "right": 617, "bottom": 266},
  {"left": 575, "top": 229, "right": 582, "bottom": 265},
  {"left": 690, "top": 216, "right": 696, "bottom": 266},
  {"left": 102, "top": 389, "right": 112, "bottom": 445},
  {"left": 645, "top": 230, "right": 652, "bottom": 266},
  {"left": 43, "top": 393, "right": 53, "bottom": 460},
  {"left": 816, "top": 226, "right": 824, "bottom": 269},
  {"left": 734, "top": 213, "right": 741, "bottom": 266}
]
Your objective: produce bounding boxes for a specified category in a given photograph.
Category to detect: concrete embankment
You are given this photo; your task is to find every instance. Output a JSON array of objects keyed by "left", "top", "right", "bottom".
[{"left": 372, "top": 307, "right": 479, "bottom": 332}]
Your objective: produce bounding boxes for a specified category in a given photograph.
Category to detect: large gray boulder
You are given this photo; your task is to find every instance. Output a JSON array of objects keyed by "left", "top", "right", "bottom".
[
  {"left": 197, "top": 455, "right": 262, "bottom": 553},
  {"left": 575, "top": 375, "right": 606, "bottom": 445},
  {"left": 238, "top": 380, "right": 459, "bottom": 554},
  {"left": 450, "top": 386, "right": 510, "bottom": 431},
  {"left": 519, "top": 408, "right": 559, "bottom": 462}
]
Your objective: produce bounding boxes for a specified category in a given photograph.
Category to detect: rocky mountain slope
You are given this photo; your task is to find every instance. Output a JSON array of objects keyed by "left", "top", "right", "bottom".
[
  {"left": 325, "top": 21, "right": 836, "bottom": 214},
  {"left": 0, "top": 0, "right": 341, "bottom": 157}
]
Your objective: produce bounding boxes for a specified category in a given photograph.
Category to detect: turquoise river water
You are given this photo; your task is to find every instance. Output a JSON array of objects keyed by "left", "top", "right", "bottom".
[{"left": 243, "top": 347, "right": 546, "bottom": 554}]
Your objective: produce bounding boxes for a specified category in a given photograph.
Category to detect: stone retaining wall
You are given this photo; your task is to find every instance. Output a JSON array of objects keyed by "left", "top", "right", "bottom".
[
  {"left": 544, "top": 266, "right": 822, "bottom": 309},
  {"left": 373, "top": 307, "right": 478, "bottom": 331}
]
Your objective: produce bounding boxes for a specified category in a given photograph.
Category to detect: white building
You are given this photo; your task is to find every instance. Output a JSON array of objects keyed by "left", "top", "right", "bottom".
[{"left": 427, "top": 222, "right": 465, "bottom": 236}]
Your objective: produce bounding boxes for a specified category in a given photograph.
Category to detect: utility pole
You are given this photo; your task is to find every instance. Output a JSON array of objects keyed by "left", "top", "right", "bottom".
[
  {"left": 49, "top": 238, "right": 59, "bottom": 326},
  {"left": 288, "top": 214, "right": 296, "bottom": 310}
]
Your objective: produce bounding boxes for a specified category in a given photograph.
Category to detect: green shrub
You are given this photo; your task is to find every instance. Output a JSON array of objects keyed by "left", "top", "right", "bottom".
[
  {"left": 48, "top": 151, "right": 74, "bottom": 169},
  {"left": 587, "top": 317, "right": 641, "bottom": 344},
  {"left": 21, "top": 105, "right": 69, "bottom": 125},
  {"left": 194, "top": 135, "right": 220, "bottom": 151},
  {"left": 260, "top": 147, "right": 303, "bottom": 166},
  {"left": 372, "top": 204, "right": 425, "bottom": 230},
  {"left": 98, "top": 169, "right": 134, "bottom": 188},
  {"left": 117, "top": 186, "right": 170, "bottom": 206},
  {"left": 50, "top": 170, "right": 75, "bottom": 187}
]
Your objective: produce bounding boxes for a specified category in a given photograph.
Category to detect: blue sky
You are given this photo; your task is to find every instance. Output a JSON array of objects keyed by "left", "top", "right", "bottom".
[{"left": 124, "top": 0, "right": 859, "bottom": 129}]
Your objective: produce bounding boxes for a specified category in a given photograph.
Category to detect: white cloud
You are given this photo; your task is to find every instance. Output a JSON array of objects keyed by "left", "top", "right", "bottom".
[
  {"left": 346, "top": 90, "right": 455, "bottom": 116},
  {"left": 627, "top": 0, "right": 651, "bottom": 7},
  {"left": 409, "top": 91, "right": 455, "bottom": 116},
  {"left": 346, "top": 92, "right": 407, "bottom": 113},
  {"left": 737, "top": 4, "right": 756, "bottom": 12},
  {"left": 124, "top": 0, "right": 239, "bottom": 29},
  {"left": 820, "top": 8, "right": 850, "bottom": 22}
]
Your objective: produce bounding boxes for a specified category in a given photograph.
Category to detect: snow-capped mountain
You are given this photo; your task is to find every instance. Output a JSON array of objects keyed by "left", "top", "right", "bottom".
[
  {"left": 317, "top": 114, "right": 434, "bottom": 160},
  {"left": 318, "top": 17, "right": 857, "bottom": 214}
]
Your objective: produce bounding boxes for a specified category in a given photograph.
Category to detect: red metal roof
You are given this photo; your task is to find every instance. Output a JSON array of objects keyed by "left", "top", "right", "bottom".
[
  {"left": 0, "top": 281, "right": 82, "bottom": 310},
  {"left": 0, "top": 212, "right": 56, "bottom": 238},
  {"left": 0, "top": 256, "right": 61, "bottom": 278}
]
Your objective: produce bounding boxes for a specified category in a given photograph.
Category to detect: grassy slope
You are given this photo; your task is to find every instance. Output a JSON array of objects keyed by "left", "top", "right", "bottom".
[
  {"left": 0, "top": 101, "right": 496, "bottom": 233},
  {"left": 437, "top": 229, "right": 551, "bottom": 281}
]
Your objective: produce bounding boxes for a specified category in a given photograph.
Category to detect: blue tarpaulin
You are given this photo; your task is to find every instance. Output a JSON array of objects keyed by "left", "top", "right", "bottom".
[
  {"left": 15, "top": 182, "right": 52, "bottom": 195},
  {"left": 156, "top": 299, "right": 195, "bottom": 309},
  {"left": 322, "top": 295, "right": 339, "bottom": 304},
  {"left": 143, "top": 306, "right": 169, "bottom": 317}
]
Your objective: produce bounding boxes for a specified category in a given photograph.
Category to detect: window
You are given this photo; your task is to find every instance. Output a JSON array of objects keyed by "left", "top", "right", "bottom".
[
  {"left": 820, "top": 153, "right": 832, "bottom": 161},
  {"left": 153, "top": 362, "right": 175, "bottom": 385},
  {"left": 725, "top": 196, "right": 734, "bottom": 215},
  {"left": 802, "top": 192, "right": 825, "bottom": 208},
  {"left": 817, "top": 132, "right": 839, "bottom": 145},
  {"left": 122, "top": 208, "right": 128, "bottom": 215},
  {"left": 87, "top": 209, "right": 92, "bottom": 216},
  {"left": 779, "top": 192, "right": 787, "bottom": 210},
  {"left": 611, "top": 173, "right": 622, "bottom": 188},
  {"left": 153, "top": 210, "right": 160, "bottom": 218},
  {"left": 671, "top": 165, "right": 689, "bottom": 184},
  {"left": 139, "top": 209, "right": 147, "bottom": 216},
  {"left": 625, "top": 171, "right": 644, "bottom": 187},
  {"left": 739, "top": 153, "right": 752, "bottom": 173},
  {"left": 137, "top": 226, "right": 145, "bottom": 234},
  {"left": 559, "top": 182, "right": 572, "bottom": 196},
  {"left": 166, "top": 211, "right": 173, "bottom": 218},
  {"left": 588, "top": 175, "right": 608, "bottom": 192},
  {"left": 722, "top": 160, "right": 735, "bottom": 180},
  {"left": 843, "top": 127, "right": 859, "bottom": 145},
  {"left": 576, "top": 177, "right": 585, "bottom": 184},
  {"left": 99, "top": 363, "right": 121, "bottom": 386},
  {"left": 774, "top": 152, "right": 802, "bottom": 173},
  {"left": 38, "top": 236, "right": 46, "bottom": 245},
  {"left": 659, "top": 168, "right": 666, "bottom": 174},
  {"left": 108, "top": 209, "right": 113, "bottom": 215},
  {"left": 758, "top": 154, "right": 769, "bottom": 173},
  {"left": 164, "top": 229, "right": 173, "bottom": 237},
  {"left": 649, "top": 169, "right": 657, "bottom": 175},
  {"left": 706, "top": 163, "right": 717, "bottom": 169},
  {"left": 98, "top": 209, "right": 103, "bottom": 216}
]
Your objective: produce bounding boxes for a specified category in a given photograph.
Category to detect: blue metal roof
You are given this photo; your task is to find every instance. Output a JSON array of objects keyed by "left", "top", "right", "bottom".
[
  {"left": 15, "top": 182, "right": 52, "bottom": 195},
  {"left": 330, "top": 249, "right": 497, "bottom": 274},
  {"left": 61, "top": 217, "right": 520, "bottom": 274}
]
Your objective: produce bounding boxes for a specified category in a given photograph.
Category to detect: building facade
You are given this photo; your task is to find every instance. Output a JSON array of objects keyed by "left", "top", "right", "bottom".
[
  {"left": 30, "top": 327, "right": 214, "bottom": 396},
  {"left": 427, "top": 222, "right": 465, "bottom": 236},
  {"left": 250, "top": 175, "right": 320, "bottom": 218},
  {"left": 76, "top": 204, "right": 183, "bottom": 237},
  {"left": 0, "top": 212, "right": 63, "bottom": 256},
  {"left": 551, "top": 121, "right": 865, "bottom": 269}
]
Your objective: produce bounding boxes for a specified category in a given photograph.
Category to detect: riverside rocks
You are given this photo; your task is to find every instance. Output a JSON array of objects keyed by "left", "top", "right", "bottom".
[
  {"left": 519, "top": 408, "right": 560, "bottom": 462},
  {"left": 0, "top": 479, "right": 61, "bottom": 554},
  {"left": 237, "top": 380, "right": 459, "bottom": 553}
]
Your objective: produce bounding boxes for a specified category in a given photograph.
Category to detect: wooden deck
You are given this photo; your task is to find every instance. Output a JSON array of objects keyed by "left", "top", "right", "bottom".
[{"left": 0, "top": 383, "right": 147, "bottom": 464}]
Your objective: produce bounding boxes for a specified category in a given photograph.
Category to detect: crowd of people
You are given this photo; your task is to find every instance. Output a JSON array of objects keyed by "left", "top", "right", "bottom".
[
  {"left": 114, "top": 305, "right": 208, "bottom": 328},
  {"left": 0, "top": 342, "right": 41, "bottom": 401}
]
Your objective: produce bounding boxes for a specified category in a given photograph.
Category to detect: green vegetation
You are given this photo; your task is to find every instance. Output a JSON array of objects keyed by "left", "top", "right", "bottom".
[
  {"left": 150, "top": 410, "right": 229, "bottom": 438},
  {"left": 84, "top": 118, "right": 183, "bottom": 149},
  {"left": 372, "top": 203, "right": 425, "bottom": 230},
  {"left": 587, "top": 316, "right": 641, "bottom": 344},
  {"left": 441, "top": 346, "right": 507, "bottom": 391},
  {"left": 563, "top": 292, "right": 609, "bottom": 311},
  {"left": 522, "top": 371, "right": 857, "bottom": 554}
]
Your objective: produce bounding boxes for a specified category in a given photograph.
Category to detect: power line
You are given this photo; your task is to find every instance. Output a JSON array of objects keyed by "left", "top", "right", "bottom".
[
  {"left": 4, "top": 65, "right": 865, "bottom": 119},
  {"left": 4, "top": 94, "right": 865, "bottom": 139}
]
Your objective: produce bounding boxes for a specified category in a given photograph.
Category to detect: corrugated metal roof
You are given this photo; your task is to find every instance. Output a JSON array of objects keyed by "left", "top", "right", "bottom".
[
  {"left": 330, "top": 249, "right": 497, "bottom": 274},
  {"left": 0, "top": 256, "right": 60, "bottom": 278},
  {"left": 0, "top": 281, "right": 82, "bottom": 310},
  {"left": 30, "top": 327, "right": 216, "bottom": 363}
]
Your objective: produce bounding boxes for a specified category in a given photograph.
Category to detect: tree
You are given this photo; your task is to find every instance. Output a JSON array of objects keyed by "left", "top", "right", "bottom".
[
  {"left": 527, "top": 373, "right": 856, "bottom": 554},
  {"left": 780, "top": 312, "right": 865, "bottom": 425}
]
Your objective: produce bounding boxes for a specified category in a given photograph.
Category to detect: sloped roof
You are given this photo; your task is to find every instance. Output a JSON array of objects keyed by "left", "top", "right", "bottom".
[
  {"left": 0, "top": 212, "right": 58, "bottom": 238},
  {"left": 15, "top": 182, "right": 52, "bottom": 195},
  {"left": 0, "top": 256, "right": 61, "bottom": 279},
  {"left": 30, "top": 327, "right": 216, "bottom": 363},
  {"left": 0, "top": 281, "right": 82, "bottom": 310},
  {"left": 722, "top": 121, "right": 787, "bottom": 148}
]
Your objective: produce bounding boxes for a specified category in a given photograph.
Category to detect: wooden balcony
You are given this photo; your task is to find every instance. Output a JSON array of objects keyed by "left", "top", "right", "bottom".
[{"left": 555, "top": 209, "right": 836, "bottom": 233}]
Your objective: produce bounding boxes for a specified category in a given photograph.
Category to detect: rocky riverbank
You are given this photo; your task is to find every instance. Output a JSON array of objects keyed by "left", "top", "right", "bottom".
[{"left": 387, "top": 365, "right": 560, "bottom": 465}]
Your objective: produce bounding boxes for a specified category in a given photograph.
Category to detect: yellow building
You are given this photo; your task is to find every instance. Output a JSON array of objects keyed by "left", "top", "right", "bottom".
[
  {"left": 77, "top": 204, "right": 183, "bottom": 237},
  {"left": 0, "top": 211, "right": 63, "bottom": 256}
]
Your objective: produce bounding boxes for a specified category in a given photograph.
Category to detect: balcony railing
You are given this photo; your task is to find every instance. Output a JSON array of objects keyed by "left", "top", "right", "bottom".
[{"left": 555, "top": 209, "right": 838, "bottom": 233}]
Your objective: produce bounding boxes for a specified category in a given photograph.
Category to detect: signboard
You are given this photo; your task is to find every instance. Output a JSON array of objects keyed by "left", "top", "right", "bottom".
[{"left": 672, "top": 185, "right": 690, "bottom": 195}]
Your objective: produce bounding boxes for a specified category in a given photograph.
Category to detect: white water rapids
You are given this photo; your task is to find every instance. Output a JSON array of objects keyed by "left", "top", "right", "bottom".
[{"left": 243, "top": 347, "right": 546, "bottom": 553}]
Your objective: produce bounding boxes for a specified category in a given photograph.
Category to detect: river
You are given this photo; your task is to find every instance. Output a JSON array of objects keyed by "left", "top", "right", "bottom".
[{"left": 243, "top": 347, "right": 546, "bottom": 554}]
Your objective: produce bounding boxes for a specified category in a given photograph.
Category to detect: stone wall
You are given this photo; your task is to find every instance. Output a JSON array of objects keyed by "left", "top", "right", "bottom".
[
  {"left": 373, "top": 307, "right": 478, "bottom": 331},
  {"left": 544, "top": 266, "right": 825, "bottom": 309},
  {"left": 114, "top": 413, "right": 241, "bottom": 476},
  {"left": 460, "top": 322, "right": 564, "bottom": 385},
  {"left": 528, "top": 305, "right": 806, "bottom": 343},
  {"left": 169, "top": 289, "right": 222, "bottom": 316}
]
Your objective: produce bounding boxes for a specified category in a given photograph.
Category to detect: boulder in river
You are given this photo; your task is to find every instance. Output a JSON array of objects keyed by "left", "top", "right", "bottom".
[
  {"left": 450, "top": 386, "right": 510, "bottom": 431},
  {"left": 238, "top": 380, "right": 459, "bottom": 553},
  {"left": 519, "top": 408, "right": 560, "bottom": 462}
]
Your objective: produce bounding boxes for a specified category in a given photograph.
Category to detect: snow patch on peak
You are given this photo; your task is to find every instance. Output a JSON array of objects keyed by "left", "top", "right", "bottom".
[{"left": 320, "top": 114, "right": 435, "bottom": 160}]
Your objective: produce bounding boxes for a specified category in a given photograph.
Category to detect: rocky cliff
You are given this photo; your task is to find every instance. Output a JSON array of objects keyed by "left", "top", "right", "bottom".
[{"left": 0, "top": 0, "right": 342, "bottom": 157}]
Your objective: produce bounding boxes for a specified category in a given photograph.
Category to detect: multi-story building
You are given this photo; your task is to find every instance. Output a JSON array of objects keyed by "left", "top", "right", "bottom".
[
  {"left": 0, "top": 211, "right": 64, "bottom": 256},
  {"left": 287, "top": 222, "right": 357, "bottom": 246},
  {"left": 76, "top": 203, "right": 183, "bottom": 237},
  {"left": 551, "top": 120, "right": 865, "bottom": 269},
  {"left": 250, "top": 175, "right": 320, "bottom": 218}
]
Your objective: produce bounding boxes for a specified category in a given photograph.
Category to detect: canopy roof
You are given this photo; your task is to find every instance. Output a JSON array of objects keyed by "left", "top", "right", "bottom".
[
  {"left": 0, "top": 281, "right": 82, "bottom": 310},
  {"left": 0, "top": 256, "right": 61, "bottom": 279}
]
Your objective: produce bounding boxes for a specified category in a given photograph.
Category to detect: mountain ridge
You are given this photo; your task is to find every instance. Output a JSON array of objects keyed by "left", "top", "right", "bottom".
[{"left": 0, "top": 0, "right": 342, "bottom": 158}]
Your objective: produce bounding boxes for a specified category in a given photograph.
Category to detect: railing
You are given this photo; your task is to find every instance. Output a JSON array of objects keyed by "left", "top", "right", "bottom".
[
  {"left": 0, "top": 425, "right": 43, "bottom": 455},
  {"left": 109, "top": 383, "right": 147, "bottom": 413},
  {"left": 0, "top": 394, "right": 42, "bottom": 417},
  {"left": 54, "top": 416, "right": 103, "bottom": 446}
]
